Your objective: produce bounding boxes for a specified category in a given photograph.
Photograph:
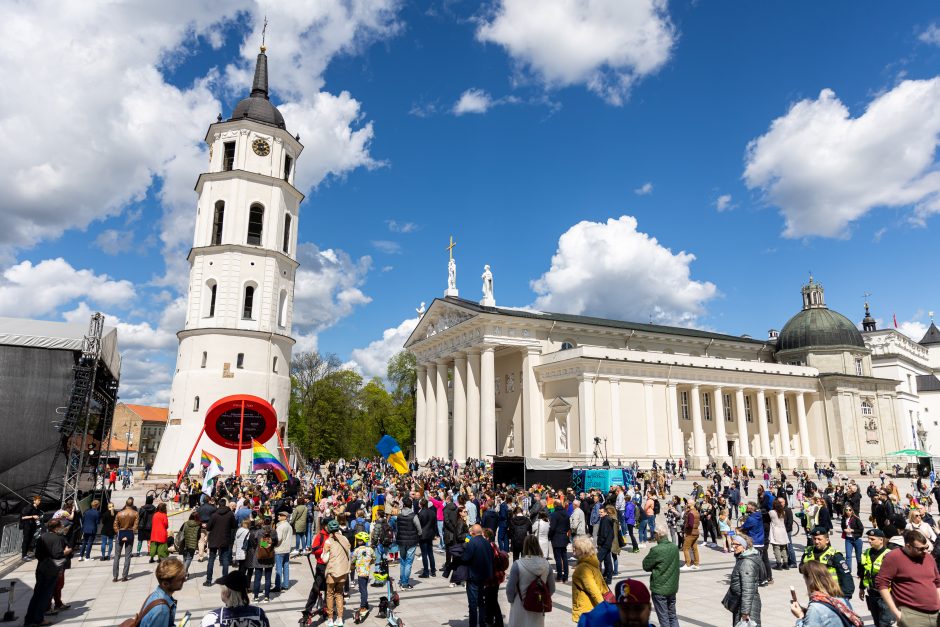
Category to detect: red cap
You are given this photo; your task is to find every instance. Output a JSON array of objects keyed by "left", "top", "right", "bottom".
[{"left": 615, "top": 578, "right": 651, "bottom": 606}]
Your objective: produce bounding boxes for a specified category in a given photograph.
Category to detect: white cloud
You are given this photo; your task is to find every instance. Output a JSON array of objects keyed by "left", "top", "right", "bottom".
[
  {"left": 531, "top": 216, "right": 717, "bottom": 326},
  {"left": 920, "top": 24, "right": 940, "bottom": 46},
  {"left": 634, "top": 182, "right": 653, "bottom": 195},
  {"left": 62, "top": 302, "right": 176, "bottom": 352},
  {"left": 94, "top": 229, "right": 137, "bottom": 255},
  {"left": 743, "top": 79, "right": 940, "bottom": 238},
  {"left": 454, "top": 88, "right": 493, "bottom": 115},
  {"left": 897, "top": 319, "right": 929, "bottom": 342},
  {"left": 715, "top": 194, "right": 733, "bottom": 212},
  {"left": 349, "top": 316, "right": 420, "bottom": 380},
  {"left": 477, "top": 0, "right": 676, "bottom": 105},
  {"left": 0, "top": 258, "right": 134, "bottom": 318},
  {"left": 292, "top": 243, "right": 373, "bottom": 335},
  {"left": 386, "top": 220, "right": 418, "bottom": 233},
  {"left": 372, "top": 240, "right": 402, "bottom": 254}
]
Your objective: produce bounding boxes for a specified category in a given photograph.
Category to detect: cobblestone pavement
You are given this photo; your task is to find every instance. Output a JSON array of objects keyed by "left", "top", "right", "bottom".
[{"left": 0, "top": 474, "right": 922, "bottom": 626}]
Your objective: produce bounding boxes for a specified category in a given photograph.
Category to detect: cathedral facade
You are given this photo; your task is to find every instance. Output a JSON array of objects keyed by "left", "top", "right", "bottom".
[{"left": 406, "top": 274, "right": 939, "bottom": 470}]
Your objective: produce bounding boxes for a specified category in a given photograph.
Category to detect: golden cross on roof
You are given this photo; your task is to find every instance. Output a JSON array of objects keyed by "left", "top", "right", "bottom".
[
  {"left": 446, "top": 235, "right": 457, "bottom": 260},
  {"left": 260, "top": 16, "right": 268, "bottom": 52}
]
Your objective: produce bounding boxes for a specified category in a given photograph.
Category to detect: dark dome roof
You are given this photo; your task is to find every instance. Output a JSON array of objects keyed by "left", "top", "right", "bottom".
[
  {"left": 231, "top": 96, "right": 284, "bottom": 128},
  {"left": 228, "top": 49, "right": 286, "bottom": 129},
  {"left": 777, "top": 307, "right": 865, "bottom": 352}
]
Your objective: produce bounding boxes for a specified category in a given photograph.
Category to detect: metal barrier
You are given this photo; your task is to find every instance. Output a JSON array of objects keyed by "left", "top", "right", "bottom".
[{"left": 0, "top": 522, "right": 23, "bottom": 557}]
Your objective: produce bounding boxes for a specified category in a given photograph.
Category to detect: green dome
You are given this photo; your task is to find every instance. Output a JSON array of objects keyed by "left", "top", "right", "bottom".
[{"left": 777, "top": 307, "right": 865, "bottom": 352}]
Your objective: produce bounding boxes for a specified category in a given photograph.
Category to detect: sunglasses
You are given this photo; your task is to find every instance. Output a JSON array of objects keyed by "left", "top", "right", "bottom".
[{"left": 908, "top": 544, "right": 929, "bottom": 553}]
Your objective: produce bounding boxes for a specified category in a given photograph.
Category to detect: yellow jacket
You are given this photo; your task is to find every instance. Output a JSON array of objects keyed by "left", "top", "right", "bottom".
[{"left": 571, "top": 554, "right": 606, "bottom": 622}]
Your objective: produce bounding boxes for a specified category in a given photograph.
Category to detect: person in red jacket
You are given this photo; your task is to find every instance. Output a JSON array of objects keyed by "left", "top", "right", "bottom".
[{"left": 149, "top": 503, "right": 170, "bottom": 561}]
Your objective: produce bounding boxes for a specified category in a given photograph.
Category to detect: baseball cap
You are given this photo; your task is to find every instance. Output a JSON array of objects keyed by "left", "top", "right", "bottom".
[
  {"left": 866, "top": 529, "right": 885, "bottom": 538},
  {"left": 615, "top": 578, "right": 651, "bottom": 606}
]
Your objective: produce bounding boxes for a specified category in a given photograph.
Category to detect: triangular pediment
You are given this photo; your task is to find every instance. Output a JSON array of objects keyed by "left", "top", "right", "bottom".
[
  {"left": 404, "top": 298, "right": 478, "bottom": 347},
  {"left": 549, "top": 396, "right": 571, "bottom": 410}
]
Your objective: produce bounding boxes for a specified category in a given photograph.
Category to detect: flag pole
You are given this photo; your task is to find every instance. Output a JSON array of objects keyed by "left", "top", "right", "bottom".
[
  {"left": 274, "top": 426, "right": 293, "bottom": 475},
  {"left": 236, "top": 400, "right": 246, "bottom": 477},
  {"left": 176, "top": 425, "right": 206, "bottom": 489}
]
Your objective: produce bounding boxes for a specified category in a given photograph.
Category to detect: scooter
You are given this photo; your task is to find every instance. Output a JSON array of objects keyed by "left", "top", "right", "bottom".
[{"left": 374, "top": 557, "right": 403, "bottom": 627}]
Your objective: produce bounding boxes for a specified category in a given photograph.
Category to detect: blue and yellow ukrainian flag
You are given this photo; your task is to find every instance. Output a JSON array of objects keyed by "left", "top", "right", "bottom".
[{"left": 375, "top": 435, "right": 409, "bottom": 474}]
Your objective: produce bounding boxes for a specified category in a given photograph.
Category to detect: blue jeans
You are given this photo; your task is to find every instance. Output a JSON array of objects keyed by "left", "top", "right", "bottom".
[
  {"left": 437, "top": 521, "right": 444, "bottom": 549},
  {"left": 358, "top": 576, "right": 369, "bottom": 608},
  {"left": 275, "top": 553, "right": 290, "bottom": 589},
  {"left": 253, "top": 567, "right": 272, "bottom": 598},
  {"left": 100, "top": 535, "right": 113, "bottom": 558},
  {"left": 294, "top": 531, "right": 307, "bottom": 552},
  {"left": 399, "top": 545, "right": 417, "bottom": 585},
  {"left": 497, "top": 526, "right": 509, "bottom": 552},
  {"left": 81, "top": 534, "right": 96, "bottom": 559},
  {"left": 638, "top": 520, "right": 648, "bottom": 543},
  {"left": 845, "top": 537, "right": 863, "bottom": 569},
  {"left": 206, "top": 546, "right": 231, "bottom": 582},
  {"left": 466, "top": 581, "right": 486, "bottom": 627}
]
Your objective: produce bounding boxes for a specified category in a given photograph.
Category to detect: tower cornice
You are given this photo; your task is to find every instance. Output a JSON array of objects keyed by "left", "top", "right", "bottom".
[
  {"left": 205, "top": 119, "right": 303, "bottom": 154},
  {"left": 187, "top": 243, "right": 299, "bottom": 269},
  {"left": 177, "top": 326, "right": 296, "bottom": 346},
  {"left": 194, "top": 169, "right": 305, "bottom": 204}
]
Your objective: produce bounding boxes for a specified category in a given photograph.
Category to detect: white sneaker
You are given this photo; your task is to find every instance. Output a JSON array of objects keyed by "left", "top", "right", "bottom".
[
  {"left": 691, "top": 565, "right": 700, "bottom": 570},
  {"left": 326, "top": 620, "right": 335, "bottom": 627},
  {"left": 679, "top": 565, "right": 692, "bottom": 571},
  {"left": 78, "top": 557, "right": 84, "bottom": 562}
]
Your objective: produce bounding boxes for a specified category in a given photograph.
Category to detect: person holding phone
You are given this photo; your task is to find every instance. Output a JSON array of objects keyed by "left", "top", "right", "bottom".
[{"left": 790, "top": 560, "right": 861, "bottom": 626}]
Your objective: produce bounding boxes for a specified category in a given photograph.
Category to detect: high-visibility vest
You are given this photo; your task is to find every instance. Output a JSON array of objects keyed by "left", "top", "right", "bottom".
[
  {"left": 802, "top": 545, "right": 838, "bottom": 578},
  {"left": 860, "top": 547, "right": 887, "bottom": 588}
]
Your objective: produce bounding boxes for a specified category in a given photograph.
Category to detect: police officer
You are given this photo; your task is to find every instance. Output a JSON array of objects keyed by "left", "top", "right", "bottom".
[
  {"left": 858, "top": 529, "right": 895, "bottom": 626},
  {"left": 800, "top": 526, "right": 855, "bottom": 606}
]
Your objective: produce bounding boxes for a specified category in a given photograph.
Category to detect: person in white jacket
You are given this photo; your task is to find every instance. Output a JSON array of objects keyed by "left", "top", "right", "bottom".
[
  {"left": 233, "top": 518, "right": 251, "bottom": 570},
  {"left": 532, "top": 510, "right": 551, "bottom": 559},
  {"left": 506, "top": 535, "right": 556, "bottom": 627}
]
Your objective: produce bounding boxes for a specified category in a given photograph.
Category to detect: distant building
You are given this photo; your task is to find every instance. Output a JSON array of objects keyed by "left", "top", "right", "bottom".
[{"left": 113, "top": 403, "right": 168, "bottom": 467}]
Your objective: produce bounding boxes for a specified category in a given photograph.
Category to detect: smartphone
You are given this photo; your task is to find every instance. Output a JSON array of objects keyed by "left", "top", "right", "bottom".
[{"left": 790, "top": 586, "right": 798, "bottom": 603}]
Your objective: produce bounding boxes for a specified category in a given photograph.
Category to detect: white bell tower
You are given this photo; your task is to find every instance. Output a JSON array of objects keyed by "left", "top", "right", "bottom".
[{"left": 152, "top": 45, "right": 303, "bottom": 475}]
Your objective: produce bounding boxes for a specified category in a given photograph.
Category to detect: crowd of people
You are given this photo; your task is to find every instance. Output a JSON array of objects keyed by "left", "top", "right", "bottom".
[{"left": 15, "top": 456, "right": 940, "bottom": 627}]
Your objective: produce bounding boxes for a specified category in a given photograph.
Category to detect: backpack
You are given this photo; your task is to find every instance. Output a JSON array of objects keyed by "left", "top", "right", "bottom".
[
  {"left": 518, "top": 573, "right": 552, "bottom": 613},
  {"left": 256, "top": 531, "right": 274, "bottom": 561},
  {"left": 119, "top": 598, "right": 169, "bottom": 627},
  {"left": 653, "top": 499, "right": 661, "bottom": 515},
  {"left": 377, "top": 520, "right": 394, "bottom": 547},
  {"left": 352, "top": 518, "right": 367, "bottom": 534},
  {"left": 493, "top": 548, "right": 509, "bottom": 573}
]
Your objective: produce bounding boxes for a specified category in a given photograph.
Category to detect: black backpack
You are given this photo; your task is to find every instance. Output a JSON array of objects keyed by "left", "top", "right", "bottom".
[
  {"left": 377, "top": 520, "right": 394, "bottom": 546},
  {"left": 653, "top": 499, "right": 661, "bottom": 515}
]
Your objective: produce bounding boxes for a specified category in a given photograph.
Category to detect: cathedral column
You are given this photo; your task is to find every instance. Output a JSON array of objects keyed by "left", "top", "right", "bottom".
[
  {"left": 713, "top": 387, "right": 729, "bottom": 463},
  {"left": 667, "top": 383, "right": 683, "bottom": 457},
  {"left": 734, "top": 387, "right": 754, "bottom": 467},
  {"left": 466, "top": 349, "right": 481, "bottom": 459},
  {"left": 756, "top": 388, "right": 773, "bottom": 466},
  {"left": 425, "top": 363, "right": 437, "bottom": 458},
  {"left": 522, "top": 347, "right": 543, "bottom": 458},
  {"left": 643, "top": 381, "right": 656, "bottom": 457},
  {"left": 415, "top": 365, "right": 427, "bottom": 460},
  {"left": 453, "top": 354, "right": 468, "bottom": 461},
  {"left": 795, "top": 392, "right": 814, "bottom": 467},
  {"left": 435, "top": 359, "right": 450, "bottom": 458},
  {"left": 578, "top": 375, "right": 595, "bottom": 455},
  {"left": 609, "top": 379, "right": 624, "bottom": 457},
  {"left": 480, "top": 347, "right": 497, "bottom": 458},
  {"left": 690, "top": 384, "right": 708, "bottom": 468},
  {"left": 775, "top": 390, "right": 793, "bottom": 466}
]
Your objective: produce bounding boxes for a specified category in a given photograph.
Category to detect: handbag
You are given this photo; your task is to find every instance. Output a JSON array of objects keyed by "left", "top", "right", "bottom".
[{"left": 721, "top": 589, "right": 740, "bottom": 613}]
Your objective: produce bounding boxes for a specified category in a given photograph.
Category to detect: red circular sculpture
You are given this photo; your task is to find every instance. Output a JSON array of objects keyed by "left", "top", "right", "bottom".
[{"left": 204, "top": 394, "right": 277, "bottom": 450}]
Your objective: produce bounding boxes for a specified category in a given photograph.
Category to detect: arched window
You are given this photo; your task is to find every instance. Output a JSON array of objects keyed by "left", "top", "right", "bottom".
[
  {"left": 862, "top": 400, "right": 874, "bottom": 416},
  {"left": 206, "top": 281, "right": 217, "bottom": 318},
  {"left": 193, "top": 396, "right": 200, "bottom": 412},
  {"left": 243, "top": 285, "right": 255, "bottom": 319},
  {"left": 282, "top": 214, "right": 292, "bottom": 254},
  {"left": 277, "top": 290, "right": 288, "bottom": 327},
  {"left": 560, "top": 341, "right": 575, "bottom": 351},
  {"left": 201, "top": 351, "right": 207, "bottom": 368},
  {"left": 211, "top": 201, "right": 224, "bottom": 245},
  {"left": 247, "top": 203, "right": 264, "bottom": 245}
]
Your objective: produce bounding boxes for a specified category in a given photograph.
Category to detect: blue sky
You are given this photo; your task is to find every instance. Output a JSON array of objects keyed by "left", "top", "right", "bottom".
[{"left": 2, "top": 1, "right": 939, "bottom": 403}]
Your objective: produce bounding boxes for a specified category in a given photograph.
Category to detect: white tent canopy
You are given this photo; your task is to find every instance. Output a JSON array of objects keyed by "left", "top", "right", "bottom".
[{"left": 0, "top": 316, "right": 121, "bottom": 376}]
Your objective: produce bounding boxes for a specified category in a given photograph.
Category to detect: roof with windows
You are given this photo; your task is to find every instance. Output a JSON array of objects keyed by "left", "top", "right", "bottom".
[{"left": 122, "top": 403, "right": 168, "bottom": 424}]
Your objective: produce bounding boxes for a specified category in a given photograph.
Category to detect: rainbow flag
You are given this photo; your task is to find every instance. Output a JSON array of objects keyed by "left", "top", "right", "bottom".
[
  {"left": 375, "top": 435, "right": 409, "bottom": 475},
  {"left": 251, "top": 440, "right": 289, "bottom": 482},
  {"left": 201, "top": 450, "right": 223, "bottom": 471}
]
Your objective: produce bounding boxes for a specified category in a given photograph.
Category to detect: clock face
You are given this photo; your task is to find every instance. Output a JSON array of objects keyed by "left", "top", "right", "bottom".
[{"left": 252, "top": 138, "right": 271, "bottom": 156}]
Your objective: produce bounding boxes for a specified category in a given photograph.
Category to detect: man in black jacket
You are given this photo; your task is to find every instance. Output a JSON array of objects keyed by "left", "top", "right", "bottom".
[
  {"left": 461, "top": 525, "right": 493, "bottom": 627},
  {"left": 205, "top": 498, "right": 236, "bottom": 586},
  {"left": 417, "top": 498, "right": 437, "bottom": 578},
  {"left": 442, "top": 497, "right": 459, "bottom": 576},
  {"left": 596, "top": 507, "right": 615, "bottom": 584},
  {"left": 548, "top": 506, "right": 571, "bottom": 583},
  {"left": 395, "top": 497, "right": 422, "bottom": 589},
  {"left": 136, "top": 494, "right": 156, "bottom": 559}
]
